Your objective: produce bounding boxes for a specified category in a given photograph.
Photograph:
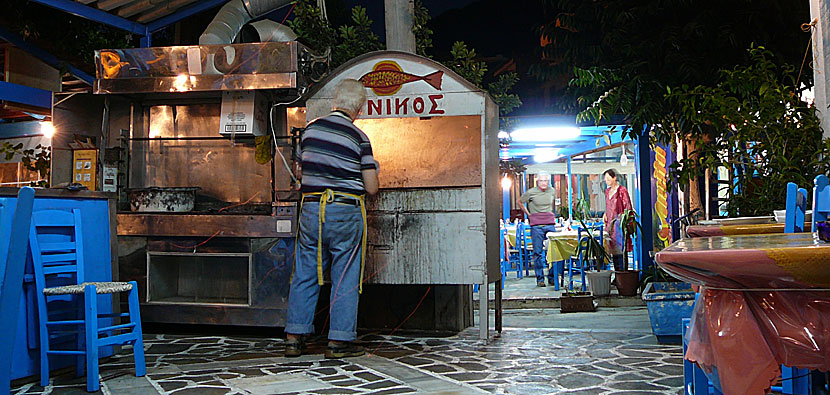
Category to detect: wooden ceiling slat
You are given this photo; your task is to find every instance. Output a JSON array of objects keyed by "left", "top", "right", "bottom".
[
  {"left": 97, "top": 0, "right": 137, "bottom": 11},
  {"left": 117, "top": 0, "right": 156, "bottom": 18},
  {"left": 135, "top": 0, "right": 198, "bottom": 23}
]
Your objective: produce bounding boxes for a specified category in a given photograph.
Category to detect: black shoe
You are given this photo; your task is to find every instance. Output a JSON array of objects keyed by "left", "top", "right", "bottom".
[
  {"left": 285, "top": 336, "right": 306, "bottom": 357},
  {"left": 325, "top": 342, "right": 366, "bottom": 359},
  {"left": 548, "top": 279, "right": 556, "bottom": 286},
  {"left": 536, "top": 281, "right": 546, "bottom": 287}
]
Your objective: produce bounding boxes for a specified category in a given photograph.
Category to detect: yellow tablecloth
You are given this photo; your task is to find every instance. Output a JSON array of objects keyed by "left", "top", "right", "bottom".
[
  {"left": 504, "top": 226, "right": 517, "bottom": 247},
  {"left": 546, "top": 232, "right": 580, "bottom": 263},
  {"left": 545, "top": 230, "right": 610, "bottom": 264}
]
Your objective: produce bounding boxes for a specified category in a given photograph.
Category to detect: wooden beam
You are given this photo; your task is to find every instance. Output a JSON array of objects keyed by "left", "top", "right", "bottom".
[
  {"left": 97, "top": 0, "right": 135, "bottom": 11},
  {"left": 117, "top": 0, "right": 154, "bottom": 18},
  {"left": 135, "top": 0, "right": 198, "bottom": 23}
]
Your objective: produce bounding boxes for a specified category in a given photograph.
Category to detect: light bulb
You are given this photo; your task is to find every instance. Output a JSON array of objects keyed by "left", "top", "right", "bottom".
[{"left": 40, "top": 122, "right": 55, "bottom": 138}]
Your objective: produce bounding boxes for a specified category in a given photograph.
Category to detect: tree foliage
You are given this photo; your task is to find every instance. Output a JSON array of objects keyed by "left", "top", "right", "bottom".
[
  {"left": 288, "top": 0, "right": 338, "bottom": 59},
  {"left": 443, "top": 41, "right": 487, "bottom": 87},
  {"left": 413, "top": 0, "right": 433, "bottom": 57},
  {"left": 0, "top": 0, "right": 131, "bottom": 70},
  {"left": 533, "top": 0, "right": 813, "bottom": 137},
  {"left": 666, "top": 47, "right": 830, "bottom": 216},
  {"left": 333, "top": 6, "right": 383, "bottom": 67}
]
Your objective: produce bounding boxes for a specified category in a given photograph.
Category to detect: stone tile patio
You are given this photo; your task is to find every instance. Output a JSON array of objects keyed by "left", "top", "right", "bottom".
[{"left": 12, "top": 308, "right": 685, "bottom": 394}]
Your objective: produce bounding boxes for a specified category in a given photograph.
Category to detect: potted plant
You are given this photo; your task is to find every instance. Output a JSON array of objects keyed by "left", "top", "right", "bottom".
[
  {"left": 560, "top": 288, "right": 596, "bottom": 313},
  {"left": 612, "top": 208, "right": 641, "bottom": 296}
]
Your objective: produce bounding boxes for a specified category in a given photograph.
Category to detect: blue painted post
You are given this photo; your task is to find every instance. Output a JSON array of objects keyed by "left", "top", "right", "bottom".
[
  {"left": 139, "top": 34, "right": 152, "bottom": 48},
  {"left": 0, "top": 187, "right": 35, "bottom": 395},
  {"left": 567, "top": 157, "right": 573, "bottom": 220},
  {"left": 635, "top": 132, "right": 654, "bottom": 274},
  {"left": 502, "top": 187, "right": 510, "bottom": 222}
]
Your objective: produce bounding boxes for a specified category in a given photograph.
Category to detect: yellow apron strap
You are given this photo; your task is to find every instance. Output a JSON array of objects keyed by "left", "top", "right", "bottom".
[{"left": 301, "top": 190, "right": 367, "bottom": 291}]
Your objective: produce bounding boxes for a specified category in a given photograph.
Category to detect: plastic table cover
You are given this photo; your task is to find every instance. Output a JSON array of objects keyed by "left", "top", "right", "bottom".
[
  {"left": 655, "top": 233, "right": 830, "bottom": 395},
  {"left": 685, "top": 223, "right": 786, "bottom": 238}
]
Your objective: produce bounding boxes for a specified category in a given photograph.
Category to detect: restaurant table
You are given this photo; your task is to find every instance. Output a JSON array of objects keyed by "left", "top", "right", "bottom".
[
  {"left": 655, "top": 232, "right": 830, "bottom": 395},
  {"left": 686, "top": 223, "right": 786, "bottom": 238},
  {"left": 544, "top": 230, "right": 610, "bottom": 290}
]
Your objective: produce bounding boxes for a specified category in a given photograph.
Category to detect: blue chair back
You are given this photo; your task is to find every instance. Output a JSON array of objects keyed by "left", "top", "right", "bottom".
[
  {"left": 784, "top": 182, "right": 808, "bottom": 233},
  {"left": 0, "top": 187, "right": 35, "bottom": 395},
  {"left": 29, "top": 209, "right": 86, "bottom": 290},
  {"left": 813, "top": 174, "right": 830, "bottom": 232}
]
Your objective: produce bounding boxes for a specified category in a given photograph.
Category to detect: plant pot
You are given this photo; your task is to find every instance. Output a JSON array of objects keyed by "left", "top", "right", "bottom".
[
  {"left": 614, "top": 270, "right": 640, "bottom": 296},
  {"left": 560, "top": 292, "right": 596, "bottom": 313},
  {"left": 642, "top": 282, "right": 696, "bottom": 344},
  {"left": 586, "top": 271, "right": 612, "bottom": 297}
]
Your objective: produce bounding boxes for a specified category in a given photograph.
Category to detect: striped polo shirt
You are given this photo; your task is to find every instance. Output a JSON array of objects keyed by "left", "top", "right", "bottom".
[{"left": 299, "top": 111, "right": 378, "bottom": 195}]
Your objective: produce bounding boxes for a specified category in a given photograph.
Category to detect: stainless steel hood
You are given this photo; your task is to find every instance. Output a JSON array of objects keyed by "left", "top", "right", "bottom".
[{"left": 94, "top": 41, "right": 314, "bottom": 94}]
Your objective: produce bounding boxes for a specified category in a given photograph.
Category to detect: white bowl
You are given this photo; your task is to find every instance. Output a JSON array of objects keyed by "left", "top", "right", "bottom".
[{"left": 773, "top": 210, "right": 812, "bottom": 224}]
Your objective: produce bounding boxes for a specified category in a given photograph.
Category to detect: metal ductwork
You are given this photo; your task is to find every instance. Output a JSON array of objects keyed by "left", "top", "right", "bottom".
[
  {"left": 200, "top": 0, "right": 293, "bottom": 45},
  {"left": 240, "top": 20, "right": 298, "bottom": 43}
]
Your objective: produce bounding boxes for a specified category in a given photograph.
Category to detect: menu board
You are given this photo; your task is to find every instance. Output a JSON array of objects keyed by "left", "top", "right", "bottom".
[{"left": 72, "top": 149, "right": 97, "bottom": 191}]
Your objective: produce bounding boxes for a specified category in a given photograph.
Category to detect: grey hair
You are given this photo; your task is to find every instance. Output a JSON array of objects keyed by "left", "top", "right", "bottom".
[
  {"left": 333, "top": 79, "right": 367, "bottom": 117},
  {"left": 537, "top": 171, "right": 551, "bottom": 181}
]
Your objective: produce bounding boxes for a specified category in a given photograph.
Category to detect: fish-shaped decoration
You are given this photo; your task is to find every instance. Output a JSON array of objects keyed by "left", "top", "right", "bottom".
[
  {"left": 99, "top": 51, "right": 130, "bottom": 79},
  {"left": 359, "top": 61, "right": 443, "bottom": 95}
]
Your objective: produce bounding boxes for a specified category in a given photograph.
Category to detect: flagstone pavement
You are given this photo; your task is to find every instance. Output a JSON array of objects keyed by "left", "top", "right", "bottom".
[{"left": 12, "top": 306, "right": 685, "bottom": 394}]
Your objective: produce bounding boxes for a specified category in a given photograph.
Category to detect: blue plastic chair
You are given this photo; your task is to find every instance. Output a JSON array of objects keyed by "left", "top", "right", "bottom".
[
  {"left": 784, "top": 182, "right": 808, "bottom": 233},
  {"left": 0, "top": 187, "right": 35, "bottom": 395},
  {"left": 812, "top": 174, "right": 830, "bottom": 232},
  {"left": 30, "top": 209, "right": 145, "bottom": 392}
]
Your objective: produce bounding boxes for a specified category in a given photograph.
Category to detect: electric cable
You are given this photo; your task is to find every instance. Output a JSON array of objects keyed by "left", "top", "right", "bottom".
[{"left": 269, "top": 94, "right": 305, "bottom": 185}]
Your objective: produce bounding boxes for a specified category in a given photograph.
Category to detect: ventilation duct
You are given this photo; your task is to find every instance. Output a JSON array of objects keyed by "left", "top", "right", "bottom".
[{"left": 200, "top": 0, "right": 293, "bottom": 45}]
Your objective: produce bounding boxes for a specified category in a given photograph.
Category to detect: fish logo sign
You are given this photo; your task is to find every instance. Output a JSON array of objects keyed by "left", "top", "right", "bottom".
[{"left": 359, "top": 61, "right": 443, "bottom": 96}]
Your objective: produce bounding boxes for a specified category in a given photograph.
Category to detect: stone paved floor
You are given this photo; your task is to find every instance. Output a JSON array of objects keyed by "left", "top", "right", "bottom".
[{"left": 11, "top": 307, "right": 685, "bottom": 395}]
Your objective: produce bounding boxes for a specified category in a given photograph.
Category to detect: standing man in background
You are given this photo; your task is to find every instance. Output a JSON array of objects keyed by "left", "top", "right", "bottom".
[
  {"left": 520, "top": 171, "right": 558, "bottom": 287},
  {"left": 285, "top": 79, "right": 379, "bottom": 359}
]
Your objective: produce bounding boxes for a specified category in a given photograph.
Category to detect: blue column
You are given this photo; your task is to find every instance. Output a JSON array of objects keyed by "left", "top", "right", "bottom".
[
  {"left": 567, "top": 157, "right": 573, "bottom": 220},
  {"left": 502, "top": 187, "right": 510, "bottom": 222},
  {"left": 635, "top": 132, "right": 654, "bottom": 273}
]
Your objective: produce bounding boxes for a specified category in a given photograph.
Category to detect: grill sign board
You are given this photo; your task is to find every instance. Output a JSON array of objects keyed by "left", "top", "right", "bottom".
[
  {"left": 306, "top": 55, "right": 485, "bottom": 120},
  {"left": 359, "top": 60, "right": 449, "bottom": 118}
]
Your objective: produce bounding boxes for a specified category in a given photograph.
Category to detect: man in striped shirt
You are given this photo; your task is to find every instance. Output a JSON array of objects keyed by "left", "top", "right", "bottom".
[{"left": 285, "top": 79, "right": 379, "bottom": 359}]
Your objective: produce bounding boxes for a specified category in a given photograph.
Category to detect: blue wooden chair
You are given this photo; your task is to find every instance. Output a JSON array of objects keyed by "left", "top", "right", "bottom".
[
  {"left": 784, "top": 182, "right": 808, "bottom": 233},
  {"left": 0, "top": 187, "right": 35, "bottom": 395},
  {"left": 513, "top": 222, "right": 526, "bottom": 279},
  {"left": 774, "top": 183, "right": 813, "bottom": 392},
  {"left": 812, "top": 174, "right": 830, "bottom": 232},
  {"left": 518, "top": 222, "right": 532, "bottom": 277},
  {"left": 566, "top": 236, "right": 590, "bottom": 291},
  {"left": 29, "top": 209, "right": 145, "bottom": 392}
]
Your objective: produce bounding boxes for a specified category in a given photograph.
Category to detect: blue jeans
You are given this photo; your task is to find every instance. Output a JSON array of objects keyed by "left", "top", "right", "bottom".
[
  {"left": 286, "top": 201, "right": 364, "bottom": 341},
  {"left": 531, "top": 224, "right": 559, "bottom": 283}
]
